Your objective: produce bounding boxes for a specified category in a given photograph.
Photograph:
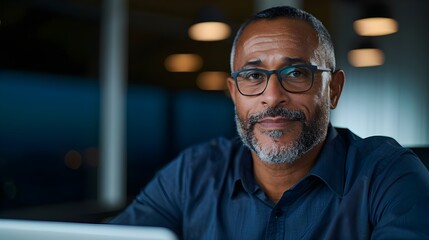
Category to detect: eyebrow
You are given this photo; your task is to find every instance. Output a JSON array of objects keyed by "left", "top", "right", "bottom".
[
  {"left": 284, "top": 57, "right": 307, "bottom": 65},
  {"left": 241, "top": 59, "right": 262, "bottom": 69},
  {"left": 240, "top": 57, "right": 308, "bottom": 70}
]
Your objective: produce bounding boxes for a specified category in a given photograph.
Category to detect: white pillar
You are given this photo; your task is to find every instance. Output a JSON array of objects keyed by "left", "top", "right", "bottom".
[{"left": 99, "top": 0, "right": 128, "bottom": 209}]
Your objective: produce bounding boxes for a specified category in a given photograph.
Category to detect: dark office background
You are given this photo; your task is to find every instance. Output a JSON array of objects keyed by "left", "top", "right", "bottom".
[{"left": 1, "top": 0, "right": 428, "bottom": 222}]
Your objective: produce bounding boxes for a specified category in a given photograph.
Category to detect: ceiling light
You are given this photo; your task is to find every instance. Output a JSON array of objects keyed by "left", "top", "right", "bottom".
[
  {"left": 354, "top": 17, "right": 398, "bottom": 36},
  {"left": 188, "top": 22, "right": 231, "bottom": 41},
  {"left": 348, "top": 48, "right": 384, "bottom": 67},
  {"left": 164, "top": 54, "right": 203, "bottom": 72},
  {"left": 354, "top": 3, "right": 398, "bottom": 36},
  {"left": 196, "top": 71, "right": 228, "bottom": 90},
  {"left": 188, "top": 5, "right": 231, "bottom": 41}
]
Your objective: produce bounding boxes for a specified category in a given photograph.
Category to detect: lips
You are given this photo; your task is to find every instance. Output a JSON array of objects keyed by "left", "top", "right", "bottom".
[
  {"left": 246, "top": 107, "right": 305, "bottom": 131},
  {"left": 257, "top": 117, "right": 292, "bottom": 129}
]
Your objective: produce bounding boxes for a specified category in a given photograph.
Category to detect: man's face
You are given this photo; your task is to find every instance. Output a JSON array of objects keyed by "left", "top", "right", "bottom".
[{"left": 228, "top": 18, "right": 337, "bottom": 164}]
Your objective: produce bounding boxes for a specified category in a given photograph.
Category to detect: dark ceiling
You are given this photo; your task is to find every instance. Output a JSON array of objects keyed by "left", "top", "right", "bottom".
[{"left": 1, "top": 0, "right": 257, "bottom": 90}]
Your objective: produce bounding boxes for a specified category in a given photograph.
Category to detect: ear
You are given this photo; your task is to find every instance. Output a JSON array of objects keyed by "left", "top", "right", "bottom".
[
  {"left": 329, "top": 69, "right": 345, "bottom": 109},
  {"left": 227, "top": 77, "right": 237, "bottom": 104}
]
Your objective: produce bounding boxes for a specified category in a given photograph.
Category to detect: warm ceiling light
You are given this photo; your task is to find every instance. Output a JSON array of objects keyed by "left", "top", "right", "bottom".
[
  {"left": 164, "top": 54, "right": 203, "bottom": 72},
  {"left": 354, "top": 3, "right": 398, "bottom": 36},
  {"left": 196, "top": 71, "right": 228, "bottom": 90},
  {"left": 188, "top": 22, "right": 231, "bottom": 41},
  {"left": 354, "top": 17, "right": 398, "bottom": 36},
  {"left": 348, "top": 48, "right": 385, "bottom": 67}
]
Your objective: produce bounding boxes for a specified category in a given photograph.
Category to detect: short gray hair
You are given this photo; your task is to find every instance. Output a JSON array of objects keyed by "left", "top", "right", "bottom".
[{"left": 230, "top": 6, "right": 336, "bottom": 72}]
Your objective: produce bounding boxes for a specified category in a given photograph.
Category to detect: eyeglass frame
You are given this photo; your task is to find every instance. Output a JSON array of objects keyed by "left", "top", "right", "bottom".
[{"left": 230, "top": 64, "right": 333, "bottom": 96}]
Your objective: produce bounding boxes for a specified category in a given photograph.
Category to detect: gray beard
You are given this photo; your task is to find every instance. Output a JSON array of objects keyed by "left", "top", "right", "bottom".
[{"left": 235, "top": 104, "right": 329, "bottom": 164}]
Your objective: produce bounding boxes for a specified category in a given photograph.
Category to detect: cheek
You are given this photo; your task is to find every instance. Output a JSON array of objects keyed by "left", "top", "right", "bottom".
[
  {"left": 295, "top": 87, "right": 328, "bottom": 119},
  {"left": 234, "top": 96, "right": 259, "bottom": 120},
  {"left": 234, "top": 100, "right": 250, "bottom": 119},
  {"left": 307, "top": 90, "right": 330, "bottom": 120}
]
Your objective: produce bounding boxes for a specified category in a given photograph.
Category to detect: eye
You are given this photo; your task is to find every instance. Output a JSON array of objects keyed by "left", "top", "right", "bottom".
[
  {"left": 281, "top": 66, "right": 311, "bottom": 80},
  {"left": 285, "top": 68, "right": 304, "bottom": 78},
  {"left": 240, "top": 70, "right": 266, "bottom": 80},
  {"left": 288, "top": 70, "right": 302, "bottom": 78}
]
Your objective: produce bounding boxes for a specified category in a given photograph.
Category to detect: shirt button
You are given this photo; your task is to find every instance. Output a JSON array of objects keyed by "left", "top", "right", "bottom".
[{"left": 275, "top": 210, "right": 283, "bottom": 218}]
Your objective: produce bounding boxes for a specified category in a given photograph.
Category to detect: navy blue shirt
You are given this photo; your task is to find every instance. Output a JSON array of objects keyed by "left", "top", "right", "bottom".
[{"left": 111, "top": 126, "right": 429, "bottom": 239}]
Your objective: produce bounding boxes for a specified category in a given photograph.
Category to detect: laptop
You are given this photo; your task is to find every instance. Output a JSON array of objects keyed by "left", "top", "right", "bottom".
[{"left": 0, "top": 218, "right": 178, "bottom": 240}]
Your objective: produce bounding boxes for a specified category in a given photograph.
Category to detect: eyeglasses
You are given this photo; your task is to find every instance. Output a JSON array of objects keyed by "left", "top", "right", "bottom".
[{"left": 231, "top": 64, "right": 332, "bottom": 96}]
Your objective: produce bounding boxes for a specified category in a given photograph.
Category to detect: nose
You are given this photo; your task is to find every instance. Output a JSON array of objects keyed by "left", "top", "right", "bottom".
[{"left": 260, "top": 74, "right": 290, "bottom": 107}]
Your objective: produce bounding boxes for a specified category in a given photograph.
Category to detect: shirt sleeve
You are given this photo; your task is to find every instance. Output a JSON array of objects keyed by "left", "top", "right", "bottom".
[
  {"left": 370, "top": 151, "right": 429, "bottom": 239},
  {"left": 109, "top": 154, "right": 186, "bottom": 237}
]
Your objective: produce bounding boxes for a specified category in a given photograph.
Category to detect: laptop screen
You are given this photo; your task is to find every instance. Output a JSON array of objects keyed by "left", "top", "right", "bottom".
[{"left": 0, "top": 219, "right": 177, "bottom": 240}]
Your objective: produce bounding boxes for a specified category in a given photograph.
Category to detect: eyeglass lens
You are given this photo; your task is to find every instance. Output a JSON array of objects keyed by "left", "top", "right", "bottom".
[{"left": 236, "top": 65, "right": 314, "bottom": 95}]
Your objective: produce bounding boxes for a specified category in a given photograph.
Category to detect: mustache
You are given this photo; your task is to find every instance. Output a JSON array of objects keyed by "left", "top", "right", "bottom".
[{"left": 247, "top": 107, "right": 305, "bottom": 127}]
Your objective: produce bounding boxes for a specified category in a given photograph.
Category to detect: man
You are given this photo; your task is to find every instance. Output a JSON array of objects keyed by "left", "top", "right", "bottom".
[{"left": 111, "top": 6, "right": 429, "bottom": 239}]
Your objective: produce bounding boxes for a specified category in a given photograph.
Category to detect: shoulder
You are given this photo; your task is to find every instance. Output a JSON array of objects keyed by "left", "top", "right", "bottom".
[
  {"left": 177, "top": 136, "right": 243, "bottom": 166},
  {"left": 148, "top": 136, "right": 245, "bottom": 205},
  {"left": 335, "top": 127, "right": 416, "bottom": 164},
  {"left": 181, "top": 137, "right": 242, "bottom": 158},
  {"left": 339, "top": 133, "right": 429, "bottom": 234},
  {"left": 335, "top": 127, "right": 428, "bottom": 183},
  {"left": 159, "top": 136, "right": 244, "bottom": 181},
  {"left": 137, "top": 136, "right": 244, "bottom": 201}
]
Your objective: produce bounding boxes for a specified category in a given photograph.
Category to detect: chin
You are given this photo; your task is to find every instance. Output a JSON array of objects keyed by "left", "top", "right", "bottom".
[
  {"left": 258, "top": 127, "right": 300, "bottom": 143},
  {"left": 255, "top": 140, "right": 301, "bottom": 165}
]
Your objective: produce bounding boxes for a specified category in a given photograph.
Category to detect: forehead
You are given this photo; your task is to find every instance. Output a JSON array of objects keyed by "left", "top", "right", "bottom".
[{"left": 234, "top": 18, "right": 319, "bottom": 69}]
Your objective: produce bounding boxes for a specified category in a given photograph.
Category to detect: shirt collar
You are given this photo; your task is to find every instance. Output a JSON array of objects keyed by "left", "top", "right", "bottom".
[
  {"left": 232, "top": 146, "right": 258, "bottom": 197},
  {"left": 308, "top": 125, "right": 346, "bottom": 197},
  {"left": 231, "top": 124, "right": 347, "bottom": 198}
]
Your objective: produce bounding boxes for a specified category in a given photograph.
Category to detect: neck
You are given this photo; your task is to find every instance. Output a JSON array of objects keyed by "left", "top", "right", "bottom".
[{"left": 252, "top": 141, "right": 324, "bottom": 203}]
